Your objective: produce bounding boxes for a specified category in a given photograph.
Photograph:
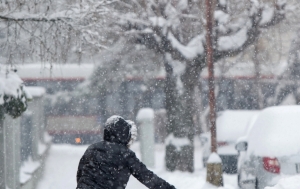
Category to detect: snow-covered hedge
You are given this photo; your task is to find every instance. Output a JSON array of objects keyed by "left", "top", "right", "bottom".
[{"left": 0, "top": 70, "right": 30, "bottom": 118}]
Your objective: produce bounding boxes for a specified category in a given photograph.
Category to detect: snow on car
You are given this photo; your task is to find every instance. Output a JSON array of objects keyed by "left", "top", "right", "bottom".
[
  {"left": 236, "top": 105, "right": 300, "bottom": 189},
  {"left": 200, "top": 110, "right": 260, "bottom": 173}
]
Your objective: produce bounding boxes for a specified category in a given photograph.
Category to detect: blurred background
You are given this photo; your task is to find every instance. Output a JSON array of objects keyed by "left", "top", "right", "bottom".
[{"left": 1, "top": 0, "right": 300, "bottom": 189}]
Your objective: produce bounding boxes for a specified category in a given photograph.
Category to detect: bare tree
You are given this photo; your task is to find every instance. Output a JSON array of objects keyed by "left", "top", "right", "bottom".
[{"left": 0, "top": 0, "right": 112, "bottom": 64}]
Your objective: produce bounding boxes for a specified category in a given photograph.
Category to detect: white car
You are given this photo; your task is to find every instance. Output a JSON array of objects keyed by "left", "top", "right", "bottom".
[
  {"left": 236, "top": 106, "right": 300, "bottom": 189},
  {"left": 200, "top": 110, "right": 260, "bottom": 173}
]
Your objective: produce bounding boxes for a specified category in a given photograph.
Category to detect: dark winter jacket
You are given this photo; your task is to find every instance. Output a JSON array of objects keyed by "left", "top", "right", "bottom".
[{"left": 76, "top": 116, "right": 176, "bottom": 189}]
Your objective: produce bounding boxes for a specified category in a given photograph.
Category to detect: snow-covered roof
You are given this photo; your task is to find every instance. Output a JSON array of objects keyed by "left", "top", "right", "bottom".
[
  {"left": 247, "top": 105, "right": 300, "bottom": 157},
  {"left": 216, "top": 110, "right": 260, "bottom": 142},
  {"left": 25, "top": 86, "right": 46, "bottom": 98},
  {"left": 15, "top": 63, "right": 95, "bottom": 80}
]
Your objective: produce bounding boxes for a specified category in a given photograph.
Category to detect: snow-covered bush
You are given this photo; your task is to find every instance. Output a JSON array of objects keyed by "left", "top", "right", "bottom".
[{"left": 0, "top": 70, "right": 30, "bottom": 118}]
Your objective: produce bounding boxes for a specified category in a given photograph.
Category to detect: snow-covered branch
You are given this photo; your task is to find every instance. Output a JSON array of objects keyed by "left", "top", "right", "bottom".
[
  {"left": 114, "top": 0, "right": 286, "bottom": 65},
  {"left": 0, "top": 0, "right": 113, "bottom": 63},
  {"left": 215, "top": 0, "right": 286, "bottom": 59}
]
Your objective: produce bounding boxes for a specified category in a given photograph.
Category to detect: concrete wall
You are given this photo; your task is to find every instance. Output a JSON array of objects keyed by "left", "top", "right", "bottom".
[
  {"left": 20, "top": 93, "right": 49, "bottom": 189},
  {"left": 4, "top": 116, "right": 21, "bottom": 189},
  {"left": 27, "top": 97, "right": 42, "bottom": 161},
  {"left": 0, "top": 87, "right": 49, "bottom": 189}
]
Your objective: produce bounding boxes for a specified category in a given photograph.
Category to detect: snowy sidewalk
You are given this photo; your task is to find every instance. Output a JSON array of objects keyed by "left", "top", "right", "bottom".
[
  {"left": 36, "top": 144, "right": 87, "bottom": 189},
  {"left": 36, "top": 141, "right": 238, "bottom": 189}
]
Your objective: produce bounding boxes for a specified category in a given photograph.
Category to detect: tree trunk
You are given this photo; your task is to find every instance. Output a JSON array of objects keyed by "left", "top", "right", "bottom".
[
  {"left": 98, "top": 88, "right": 108, "bottom": 126},
  {"left": 164, "top": 56, "right": 181, "bottom": 171},
  {"left": 179, "top": 83, "right": 195, "bottom": 172},
  {"left": 164, "top": 56, "right": 199, "bottom": 172},
  {"left": 205, "top": 0, "right": 223, "bottom": 186},
  {"left": 253, "top": 43, "right": 264, "bottom": 109}
]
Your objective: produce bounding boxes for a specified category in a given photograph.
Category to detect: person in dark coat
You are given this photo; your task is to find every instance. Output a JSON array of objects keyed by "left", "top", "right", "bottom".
[{"left": 76, "top": 115, "right": 176, "bottom": 189}]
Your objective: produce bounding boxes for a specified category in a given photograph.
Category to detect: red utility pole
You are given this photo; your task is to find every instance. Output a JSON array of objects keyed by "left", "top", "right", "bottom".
[{"left": 205, "top": 0, "right": 217, "bottom": 153}]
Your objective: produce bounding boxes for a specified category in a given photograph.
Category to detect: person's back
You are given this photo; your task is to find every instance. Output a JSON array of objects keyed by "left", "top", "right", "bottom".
[{"left": 76, "top": 115, "right": 176, "bottom": 189}]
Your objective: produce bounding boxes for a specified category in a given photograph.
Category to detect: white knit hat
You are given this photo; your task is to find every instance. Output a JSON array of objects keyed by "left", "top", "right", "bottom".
[{"left": 126, "top": 120, "right": 137, "bottom": 146}]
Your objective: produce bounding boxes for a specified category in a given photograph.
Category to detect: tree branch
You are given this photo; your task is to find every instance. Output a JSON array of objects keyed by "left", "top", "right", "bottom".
[{"left": 0, "top": 15, "right": 71, "bottom": 22}]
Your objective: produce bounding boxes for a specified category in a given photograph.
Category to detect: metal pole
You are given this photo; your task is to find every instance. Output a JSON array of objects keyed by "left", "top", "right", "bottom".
[
  {"left": 205, "top": 0, "right": 217, "bottom": 153},
  {"left": 205, "top": 2, "right": 223, "bottom": 186},
  {"left": 253, "top": 43, "right": 263, "bottom": 109}
]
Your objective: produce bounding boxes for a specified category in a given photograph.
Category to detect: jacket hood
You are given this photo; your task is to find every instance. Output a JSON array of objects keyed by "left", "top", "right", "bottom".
[{"left": 103, "top": 115, "right": 131, "bottom": 145}]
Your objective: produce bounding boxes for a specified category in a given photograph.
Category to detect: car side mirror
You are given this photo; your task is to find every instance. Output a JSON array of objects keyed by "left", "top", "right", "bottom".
[{"left": 235, "top": 141, "right": 248, "bottom": 152}]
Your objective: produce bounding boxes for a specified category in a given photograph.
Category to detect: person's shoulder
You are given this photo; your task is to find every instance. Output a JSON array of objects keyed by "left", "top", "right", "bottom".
[
  {"left": 88, "top": 141, "right": 126, "bottom": 151},
  {"left": 86, "top": 141, "right": 105, "bottom": 151}
]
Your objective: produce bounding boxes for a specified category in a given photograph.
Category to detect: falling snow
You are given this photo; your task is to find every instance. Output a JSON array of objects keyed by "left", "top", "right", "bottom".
[{"left": 0, "top": 0, "right": 299, "bottom": 188}]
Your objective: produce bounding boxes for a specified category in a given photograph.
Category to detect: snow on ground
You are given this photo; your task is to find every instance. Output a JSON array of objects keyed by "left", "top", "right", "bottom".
[
  {"left": 265, "top": 175, "right": 300, "bottom": 189},
  {"left": 36, "top": 144, "right": 88, "bottom": 189},
  {"left": 37, "top": 139, "right": 238, "bottom": 189}
]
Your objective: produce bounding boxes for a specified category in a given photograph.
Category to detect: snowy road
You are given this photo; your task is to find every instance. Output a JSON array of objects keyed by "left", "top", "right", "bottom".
[
  {"left": 36, "top": 144, "right": 87, "bottom": 189},
  {"left": 37, "top": 142, "right": 238, "bottom": 189}
]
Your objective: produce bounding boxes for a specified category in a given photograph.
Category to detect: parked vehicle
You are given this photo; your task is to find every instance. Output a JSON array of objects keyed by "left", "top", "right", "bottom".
[
  {"left": 236, "top": 106, "right": 300, "bottom": 189},
  {"left": 47, "top": 115, "right": 101, "bottom": 144},
  {"left": 200, "top": 110, "right": 260, "bottom": 173}
]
